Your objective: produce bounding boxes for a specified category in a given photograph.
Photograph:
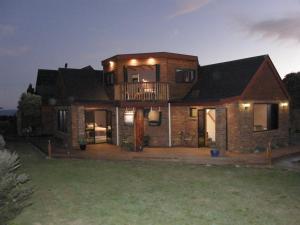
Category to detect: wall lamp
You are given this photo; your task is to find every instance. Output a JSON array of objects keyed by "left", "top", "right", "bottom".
[
  {"left": 280, "top": 102, "right": 289, "bottom": 108},
  {"left": 241, "top": 103, "right": 251, "bottom": 110}
]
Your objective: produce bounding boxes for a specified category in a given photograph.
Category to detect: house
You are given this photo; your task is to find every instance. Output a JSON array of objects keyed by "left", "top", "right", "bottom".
[{"left": 35, "top": 52, "right": 290, "bottom": 153}]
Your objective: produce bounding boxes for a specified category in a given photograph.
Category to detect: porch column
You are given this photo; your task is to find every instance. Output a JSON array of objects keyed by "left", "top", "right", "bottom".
[
  {"left": 116, "top": 106, "right": 119, "bottom": 146},
  {"left": 168, "top": 103, "right": 172, "bottom": 147},
  {"left": 216, "top": 107, "right": 227, "bottom": 155}
]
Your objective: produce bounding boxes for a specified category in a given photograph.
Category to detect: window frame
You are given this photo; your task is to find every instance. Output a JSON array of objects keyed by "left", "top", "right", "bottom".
[
  {"left": 175, "top": 68, "right": 196, "bottom": 83},
  {"left": 253, "top": 103, "right": 279, "bottom": 132}
]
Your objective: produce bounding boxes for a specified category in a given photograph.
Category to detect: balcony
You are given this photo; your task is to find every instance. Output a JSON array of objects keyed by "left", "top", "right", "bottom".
[{"left": 114, "top": 82, "right": 169, "bottom": 101}]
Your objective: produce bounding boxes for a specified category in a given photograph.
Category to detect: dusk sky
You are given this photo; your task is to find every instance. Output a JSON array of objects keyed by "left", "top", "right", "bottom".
[{"left": 1, "top": 0, "right": 300, "bottom": 109}]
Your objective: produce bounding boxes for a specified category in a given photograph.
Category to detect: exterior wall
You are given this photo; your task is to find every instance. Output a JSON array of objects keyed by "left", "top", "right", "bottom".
[
  {"left": 171, "top": 106, "right": 198, "bottom": 147},
  {"left": 118, "top": 107, "right": 135, "bottom": 146},
  {"left": 290, "top": 109, "right": 300, "bottom": 144},
  {"left": 171, "top": 105, "right": 228, "bottom": 150},
  {"left": 227, "top": 101, "right": 290, "bottom": 152},
  {"left": 144, "top": 107, "right": 169, "bottom": 147},
  {"left": 103, "top": 56, "right": 198, "bottom": 100},
  {"left": 40, "top": 106, "right": 55, "bottom": 135},
  {"left": 53, "top": 106, "right": 72, "bottom": 148}
]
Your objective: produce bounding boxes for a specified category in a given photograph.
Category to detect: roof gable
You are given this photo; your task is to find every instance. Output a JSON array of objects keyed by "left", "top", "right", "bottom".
[
  {"left": 185, "top": 55, "right": 267, "bottom": 101},
  {"left": 241, "top": 57, "right": 289, "bottom": 100}
]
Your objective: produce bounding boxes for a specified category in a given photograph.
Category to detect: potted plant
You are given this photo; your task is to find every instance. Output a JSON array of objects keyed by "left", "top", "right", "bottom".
[
  {"left": 210, "top": 143, "right": 219, "bottom": 157},
  {"left": 78, "top": 138, "right": 86, "bottom": 151}
]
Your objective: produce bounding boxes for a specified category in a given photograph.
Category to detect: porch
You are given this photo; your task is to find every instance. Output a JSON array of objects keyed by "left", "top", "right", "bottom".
[{"left": 48, "top": 143, "right": 300, "bottom": 166}]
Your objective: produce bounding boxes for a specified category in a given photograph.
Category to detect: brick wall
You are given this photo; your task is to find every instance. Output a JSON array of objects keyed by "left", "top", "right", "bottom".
[
  {"left": 226, "top": 101, "right": 289, "bottom": 152},
  {"left": 41, "top": 105, "right": 55, "bottom": 135}
]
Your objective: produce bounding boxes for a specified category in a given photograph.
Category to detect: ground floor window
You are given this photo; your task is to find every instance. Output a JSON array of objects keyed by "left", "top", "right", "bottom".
[
  {"left": 57, "top": 109, "right": 68, "bottom": 133},
  {"left": 253, "top": 104, "right": 278, "bottom": 131}
]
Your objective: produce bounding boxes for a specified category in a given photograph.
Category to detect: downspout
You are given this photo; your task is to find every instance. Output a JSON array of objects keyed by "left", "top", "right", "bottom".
[
  {"left": 168, "top": 102, "right": 172, "bottom": 147},
  {"left": 116, "top": 106, "right": 119, "bottom": 146}
]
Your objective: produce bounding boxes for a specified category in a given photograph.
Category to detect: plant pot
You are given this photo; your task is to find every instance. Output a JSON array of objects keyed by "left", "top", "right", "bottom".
[
  {"left": 210, "top": 149, "right": 219, "bottom": 157},
  {"left": 79, "top": 144, "right": 86, "bottom": 151}
]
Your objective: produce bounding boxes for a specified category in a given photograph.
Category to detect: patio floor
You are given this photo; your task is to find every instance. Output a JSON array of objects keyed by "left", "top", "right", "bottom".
[{"left": 49, "top": 143, "right": 300, "bottom": 166}]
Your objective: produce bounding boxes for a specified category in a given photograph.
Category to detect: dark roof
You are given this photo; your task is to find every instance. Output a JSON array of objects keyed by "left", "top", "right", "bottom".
[
  {"left": 35, "top": 69, "right": 59, "bottom": 103},
  {"left": 58, "top": 67, "right": 109, "bottom": 102},
  {"left": 185, "top": 55, "right": 267, "bottom": 101}
]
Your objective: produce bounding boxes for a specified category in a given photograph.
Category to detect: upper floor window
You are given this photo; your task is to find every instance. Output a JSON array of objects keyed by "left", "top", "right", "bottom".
[
  {"left": 104, "top": 72, "right": 114, "bottom": 85},
  {"left": 253, "top": 103, "right": 278, "bottom": 132},
  {"left": 57, "top": 109, "right": 68, "bottom": 133},
  {"left": 175, "top": 69, "right": 196, "bottom": 83}
]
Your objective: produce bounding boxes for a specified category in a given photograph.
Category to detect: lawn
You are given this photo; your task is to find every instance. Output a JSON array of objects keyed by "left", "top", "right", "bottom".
[{"left": 7, "top": 141, "right": 300, "bottom": 225}]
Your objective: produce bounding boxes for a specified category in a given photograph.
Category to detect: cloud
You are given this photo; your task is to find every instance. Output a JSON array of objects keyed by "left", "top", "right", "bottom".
[
  {"left": 169, "top": 0, "right": 212, "bottom": 19},
  {"left": 240, "top": 14, "right": 300, "bottom": 43},
  {"left": 0, "top": 46, "right": 30, "bottom": 57},
  {"left": 0, "top": 24, "right": 15, "bottom": 37}
]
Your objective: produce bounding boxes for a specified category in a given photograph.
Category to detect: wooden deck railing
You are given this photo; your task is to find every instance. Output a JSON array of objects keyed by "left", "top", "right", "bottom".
[{"left": 114, "top": 82, "right": 169, "bottom": 101}]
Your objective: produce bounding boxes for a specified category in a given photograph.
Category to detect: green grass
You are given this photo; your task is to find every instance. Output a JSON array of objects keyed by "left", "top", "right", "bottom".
[{"left": 8, "top": 141, "right": 300, "bottom": 225}]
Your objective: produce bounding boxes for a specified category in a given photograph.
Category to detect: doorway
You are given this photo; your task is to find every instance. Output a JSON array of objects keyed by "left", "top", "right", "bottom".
[
  {"left": 85, "top": 110, "right": 112, "bottom": 144},
  {"left": 198, "top": 108, "right": 216, "bottom": 147}
]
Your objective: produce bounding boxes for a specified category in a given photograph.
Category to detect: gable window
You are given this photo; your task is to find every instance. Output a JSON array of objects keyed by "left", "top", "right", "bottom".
[
  {"left": 104, "top": 72, "right": 114, "bottom": 85},
  {"left": 176, "top": 69, "right": 196, "bottom": 83},
  {"left": 253, "top": 104, "right": 278, "bottom": 132},
  {"left": 57, "top": 109, "right": 68, "bottom": 133}
]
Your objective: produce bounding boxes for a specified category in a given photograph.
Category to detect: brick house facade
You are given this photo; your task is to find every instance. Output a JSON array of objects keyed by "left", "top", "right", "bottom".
[{"left": 35, "top": 52, "right": 290, "bottom": 153}]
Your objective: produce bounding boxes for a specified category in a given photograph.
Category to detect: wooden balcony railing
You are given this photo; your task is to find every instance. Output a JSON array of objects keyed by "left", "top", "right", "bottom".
[{"left": 114, "top": 82, "right": 169, "bottom": 101}]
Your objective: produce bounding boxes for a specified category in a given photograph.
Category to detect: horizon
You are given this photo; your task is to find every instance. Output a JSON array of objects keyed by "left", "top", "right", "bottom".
[{"left": 1, "top": 0, "right": 300, "bottom": 109}]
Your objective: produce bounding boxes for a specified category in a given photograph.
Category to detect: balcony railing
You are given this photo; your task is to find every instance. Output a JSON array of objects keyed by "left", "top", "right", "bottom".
[{"left": 114, "top": 82, "right": 169, "bottom": 101}]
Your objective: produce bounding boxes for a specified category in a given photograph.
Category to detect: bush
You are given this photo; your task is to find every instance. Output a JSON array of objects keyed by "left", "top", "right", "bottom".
[{"left": 0, "top": 149, "right": 32, "bottom": 224}]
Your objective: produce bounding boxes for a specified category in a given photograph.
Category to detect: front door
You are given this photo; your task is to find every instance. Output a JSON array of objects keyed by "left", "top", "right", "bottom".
[
  {"left": 198, "top": 109, "right": 206, "bottom": 147},
  {"left": 134, "top": 108, "right": 144, "bottom": 151}
]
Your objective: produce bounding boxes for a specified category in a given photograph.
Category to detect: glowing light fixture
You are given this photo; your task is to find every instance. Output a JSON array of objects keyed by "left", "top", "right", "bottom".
[
  {"left": 129, "top": 59, "right": 138, "bottom": 66},
  {"left": 124, "top": 108, "right": 135, "bottom": 125},
  {"left": 280, "top": 102, "right": 288, "bottom": 107},
  {"left": 109, "top": 61, "right": 114, "bottom": 67},
  {"left": 147, "top": 57, "right": 156, "bottom": 65},
  {"left": 241, "top": 103, "right": 251, "bottom": 110}
]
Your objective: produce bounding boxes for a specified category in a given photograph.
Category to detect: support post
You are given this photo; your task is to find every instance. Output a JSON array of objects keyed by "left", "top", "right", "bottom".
[
  {"left": 48, "top": 139, "right": 52, "bottom": 159},
  {"left": 116, "top": 107, "right": 119, "bottom": 146},
  {"left": 168, "top": 103, "right": 172, "bottom": 147}
]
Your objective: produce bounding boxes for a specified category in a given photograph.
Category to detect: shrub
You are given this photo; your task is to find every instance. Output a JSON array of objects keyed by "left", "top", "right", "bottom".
[{"left": 0, "top": 150, "right": 32, "bottom": 224}]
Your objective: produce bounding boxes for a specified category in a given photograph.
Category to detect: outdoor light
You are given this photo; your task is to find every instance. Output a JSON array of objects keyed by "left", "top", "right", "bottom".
[
  {"left": 147, "top": 57, "right": 156, "bottom": 65},
  {"left": 124, "top": 108, "right": 135, "bottom": 125},
  {"left": 109, "top": 61, "right": 114, "bottom": 67},
  {"left": 280, "top": 102, "right": 288, "bottom": 107},
  {"left": 241, "top": 103, "right": 251, "bottom": 110},
  {"left": 129, "top": 59, "right": 138, "bottom": 66}
]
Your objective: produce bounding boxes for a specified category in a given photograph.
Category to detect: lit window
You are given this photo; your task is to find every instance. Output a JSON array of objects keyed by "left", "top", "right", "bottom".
[
  {"left": 190, "top": 108, "right": 197, "bottom": 117},
  {"left": 57, "top": 109, "right": 68, "bottom": 133},
  {"left": 253, "top": 104, "right": 278, "bottom": 131},
  {"left": 176, "top": 69, "right": 196, "bottom": 83}
]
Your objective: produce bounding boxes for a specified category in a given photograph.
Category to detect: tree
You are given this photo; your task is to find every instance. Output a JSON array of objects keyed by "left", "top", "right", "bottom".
[
  {"left": 17, "top": 93, "right": 42, "bottom": 135},
  {"left": 0, "top": 149, "right": 32, "bottom": 224},
  {"left": 283, "top": 72, "right": 300, "bottom": 109}
]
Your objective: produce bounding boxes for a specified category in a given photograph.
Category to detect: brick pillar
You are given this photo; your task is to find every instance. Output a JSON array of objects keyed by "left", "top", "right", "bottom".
[{"left": 216, "top": 107, "right": 227, "bottom": 154}]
